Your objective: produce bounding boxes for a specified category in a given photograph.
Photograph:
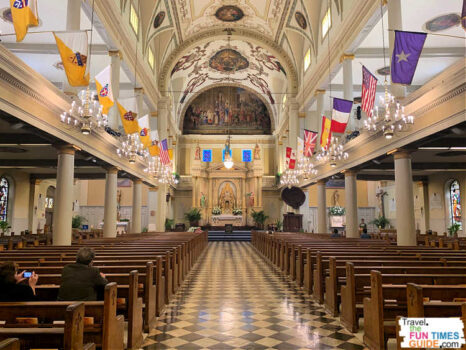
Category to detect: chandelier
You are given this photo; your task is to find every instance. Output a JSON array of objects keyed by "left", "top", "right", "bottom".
[
  {"left": 316, "top": 136, "right": 349, "bottom": 167},
  {"left": 144, "top": 156, "right": 177, "bottom": 185},
  {"left": 116, "top": 133, "right": 146, "bottom": 164},
  {"left": 280, "top": 169, "right": 300, "bottom": 188},
  {"left": 223, "top": 134, "right": 234, "bottom": 169},
  {"left": 297, "top": 156, "right": 318, "bottom": 179},
  {"left": 363, "top": 82, "right": 414, "bottom": 139},
  {"left": 60, "top": 87, "right": 108, "bottom": 134}
]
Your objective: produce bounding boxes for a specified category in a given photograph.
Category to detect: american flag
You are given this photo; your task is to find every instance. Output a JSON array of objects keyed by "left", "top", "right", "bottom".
[
  {"left": 361, "top": 66, "right": 378, "bottom": 117},
  {"left": 160, "top": 139, "right": 170, "bottom": 165}
]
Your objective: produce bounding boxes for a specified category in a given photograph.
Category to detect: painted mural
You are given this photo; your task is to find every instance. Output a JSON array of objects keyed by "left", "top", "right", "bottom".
[
  {"left": 209, "top": 49, "right": 249, "bottom": 72},
  {"left": 153, "top": 11, "right": 166, "bottom": 28},
  {"left": 215, "top": 5, "right": 244, "bottom": 22},
  {"left": 295, "top": 11, "right": 307, "bottom": 29},
  {"left": 183, "top": 86, "right": 271, "bottom": 135}
]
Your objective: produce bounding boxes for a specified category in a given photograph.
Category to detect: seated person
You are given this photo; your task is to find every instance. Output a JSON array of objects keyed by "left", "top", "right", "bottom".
[
  {"left": 58, "top": 247, "right": 108, "bottom": 301},
  {"left": 0, "top": 262, "right": 38, "bottom": 301},
  {"left": 330, "top": 228, "right": 341, "bottom": 238},
  {"left": 360, "top": 228, "right": 371, "bottom": 239}
]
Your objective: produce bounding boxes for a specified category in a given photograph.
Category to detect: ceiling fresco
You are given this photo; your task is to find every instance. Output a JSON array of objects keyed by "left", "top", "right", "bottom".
[{"left": 169, "top": 39, "right": 288, "bottom": 124}]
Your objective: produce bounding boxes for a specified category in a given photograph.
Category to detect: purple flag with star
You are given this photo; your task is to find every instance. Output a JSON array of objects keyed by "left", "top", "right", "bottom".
[{"left": 391, "top": 30, "right": 427, "bottom": 85}]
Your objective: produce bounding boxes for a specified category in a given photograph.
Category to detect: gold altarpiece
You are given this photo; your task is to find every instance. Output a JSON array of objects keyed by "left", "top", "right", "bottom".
[{"left": 191, "top": 159, "right": 264, "bottom": 226}]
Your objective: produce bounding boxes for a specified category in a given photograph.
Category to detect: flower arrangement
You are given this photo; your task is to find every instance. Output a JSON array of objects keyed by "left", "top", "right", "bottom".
[
  {"left": 188, "top": 226, "right": 200, "bottom": 232},
  {"left": 329, "top": 206, "right": 345, "bottom": 216},
  {"left": 448, "top": 223, "right": 461, "bottom": 237},
  {"left": 370, "top": 216, "right": 390, "bottom": 229},
  {"left": 212, "top": 207, "right": 222, "bottom": 215},
  {"left": 232, "top": 208, "right": 242, "bottom": 216}
]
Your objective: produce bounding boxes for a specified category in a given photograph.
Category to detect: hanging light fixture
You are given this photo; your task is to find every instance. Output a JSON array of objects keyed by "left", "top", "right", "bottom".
[
  {"left": 223, "top": 134, "right": 234, "bottom": 169},
  {"left": 297, "top": 156, "right": 318, "bottom": 178},
  {"left": 59, "top": 0, "right": 107, "bottom": 135},
  {"left": 280, "top": 169, "right": 300, "bottom": 188},
  {"left": 363, "top": 0, "right": 414, "bottom": 139},
  {"left": 316, "top": 136, "right": 349, "bottom": 167}
]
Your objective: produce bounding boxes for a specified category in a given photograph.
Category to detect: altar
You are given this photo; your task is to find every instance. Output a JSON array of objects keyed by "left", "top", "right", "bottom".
[{"left": 211, "top": 214, "right": 244, "bottom": 226}]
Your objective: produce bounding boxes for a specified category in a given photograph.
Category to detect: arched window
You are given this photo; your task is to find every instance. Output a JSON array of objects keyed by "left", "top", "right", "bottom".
[
  {"left": 0, "top": 177, "right": 9, "bottom": 222},
  {"left": 448, "top": 180, "right": 462, "bottom": 229}
]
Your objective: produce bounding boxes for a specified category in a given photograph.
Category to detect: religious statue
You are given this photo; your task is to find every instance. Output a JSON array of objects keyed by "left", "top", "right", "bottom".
[
  {"left": 332, "top": 190, "right": 340, "bottom": 207},
  {"left": 116, "top": 190, "right": 122, "bottom": 221},
  {"left": 200, "top": 192, "right": 206, "bottom": 208},
  {"left": 194, "top": 144, "right": 201, "bottom": 160},
  {"left": 254, "top": 143, "right": 261, "bottom": 160},
  {"left": 247, "top": 192, "right": 255, "bottom": 207},
  {"left": 376, "top": 188, "right": 388, "bottom": 217},
  {"left": 219, "top": 182, "right": 235, "bottom": 214}
]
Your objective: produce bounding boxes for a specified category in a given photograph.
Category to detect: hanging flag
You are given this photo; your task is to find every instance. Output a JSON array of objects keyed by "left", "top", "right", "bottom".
[
  {"left": 361, "top": 66, "right": 378, "bottom": 117},
  {"left": 117, "top": 97, "right": 139, "bottom": 134},
  {"left": 149, "top": 130, "right": 160, "bottom": 157},
  {"left": 137, "top": 115, "right": 151, "bottom": 148},
  {"left": 320, "top": 116, "right": 332, "bottom": 149},
  {"left": 331, "top": 98, "right": 353, "bottom": 134},
  {"left": 168, "top": 149, "right": 173, "bottom": 161},
  {"left": 297, "top": 137, "right": 304, "bottom": 162},
  {"left": 9, "top": 0, "right": 39, "bottom": 42},
  {"left": 160, "top": 139, "right": 170, "bottom": 165},
  {"left": 303, "top": 129, "right": 317, "bottom": 157},
  {"left": 54, "top": 31, "right": 90, "bottom": 87},
  {"left": 285, "top": 147, "right": 296, "bottom": 169},
  {"left": 95, "top": 65, "right": 114, "bottom": 115},
  {"left": 391, "top": 30, "right": 427, "bottom": 85}
]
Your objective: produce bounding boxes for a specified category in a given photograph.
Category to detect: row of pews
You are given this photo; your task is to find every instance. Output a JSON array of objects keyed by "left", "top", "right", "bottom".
[
  {"left": 252, "top": 231, "right": 466, "bottom": 350},
  {"left": 0, "top": 231, "right": 208, "bottom": 350}
]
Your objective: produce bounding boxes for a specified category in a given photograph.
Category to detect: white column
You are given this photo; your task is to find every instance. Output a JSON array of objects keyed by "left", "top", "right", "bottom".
[
  {"left": 131, "top": 179, "right": 142, "bottom": 233},
  {"left": 288, "top": 98, "right": 299, "bottom": 150},
  {"left": 394, "top": 151, "right": 416, "bottom": 245},
  {"left": 345, "top": 170, "right": 358, "bottom": 238},
  {"left": 315, "top": 90, "right": 325, "bottom": 148},
  {"left": 155, "top": 97, "right": 170, "bottom": 231},
  {"left": 52, "top": 145, "right": 75, "bottom": 245},
  {"left": 305, "top": 110, "right": 318, "bottom": 132},
  {"left": 147, "top": 187, "right": 158, "bottom": 232},
  {"left": 341, "top": 54, "right": 354, "bottom": 131},
  {"left": 134, "top": 87, "right": 144, "bottom": 115},
  {"left": 317, "top": 180, "right": 327, "bottom": 233},
  {"left": 103, "top": 167, "right": 118, "bottom": 238},
  {"left": 108, "top": 50, "right": 121, "bottom": 130},
  {"left": 63, "top": 0, "right": 80, "bottom": 96},
  {"left": 387, "top": 0, "right": 406, "bottom": 98}
]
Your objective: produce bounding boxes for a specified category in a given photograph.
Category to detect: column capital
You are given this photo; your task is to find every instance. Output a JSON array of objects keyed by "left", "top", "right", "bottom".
[
  {"left": 108, "top": 50, "right": 122, "bottom": 58},
  {"left": 339, "top": 53, "right": 355, "bottom": 63},
  {"left": 298, "top": 112, "right": 306, "bottom": 118},
  {"left": 133, "top": 179, "right": 143, "bottom": 185},
  {"left": 134, "top": 87, "right": 144, "bottom": 95},
  {"left": 343, "top": 169, "right": 357, "bottom": 176},
  {"left": 393, "top": 149, "right": 412, "bottom": 160},
  {"left": 150, "top": 111, "right": 158, "bottom": 117},
  {"left": 314, "top": 89, "right": 326, "bottom": 96},
  {"left": 149, "top": 186, "right": 158, "bottom": 192},
  {"left": 104, "top": 166, "right": 119, "bottom": 174},
  {"left": 317, "top": 179, "right": 326, "bottom": 185},
  {"left": 56, "top": 144, "right": 77, "bottom": 155}
]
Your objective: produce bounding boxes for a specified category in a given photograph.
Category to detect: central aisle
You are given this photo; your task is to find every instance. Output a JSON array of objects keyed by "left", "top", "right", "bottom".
[{"left": 142, "top": 242, "right": 365, "bottom": 349}]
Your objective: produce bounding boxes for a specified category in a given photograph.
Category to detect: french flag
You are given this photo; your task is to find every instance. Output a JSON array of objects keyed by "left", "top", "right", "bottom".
[{"left": 330, "top": 98, "right": 353, "bottom": 134}]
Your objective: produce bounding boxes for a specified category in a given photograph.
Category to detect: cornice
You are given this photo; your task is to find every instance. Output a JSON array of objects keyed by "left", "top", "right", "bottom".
[
  {"left": 158, "top": 27, "right": 299, "bottom": 95},
  {"left": 0, "top": 45, "right": 158, "bottom": 187}
]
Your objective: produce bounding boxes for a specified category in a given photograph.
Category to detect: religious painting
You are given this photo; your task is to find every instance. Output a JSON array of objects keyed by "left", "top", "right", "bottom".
[
  {"left": 295, "top": 11, "right": 307, "bottom": 30},
  {"left": 215, "top": 5, "right": 244, "bottom": 22},
  {"left": 218, "top": 181, "right": 237, "bottom": 214},
  {"left": 209, "top": 49, "right": 249, "bottom": 72},
  {"left": 424, "top": 13, "right": 460, "bottom": 32},
  {"left": 183, "top": 86, "right": 271, "bottom": 135},
  {"left": 242, "top": 150, "right": 252, "bottom": 162},
  {"left": 325, "top": 179, "right": 345, "bottom": 188},
  {"left": 153, "top": 11, "right": 166, "bottom": 29},
  {"left": 202, "top": 149, "right": 212, "bottom": 162},
  {"left": 117, "top": 179, "right": 131, "bottom": 187}
]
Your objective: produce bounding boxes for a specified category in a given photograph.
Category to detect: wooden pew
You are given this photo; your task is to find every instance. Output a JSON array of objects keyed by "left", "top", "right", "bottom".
[
  {"left": 0, "top": 302, "right": 95, "bottom": 350},
  {"left": 362, "top": 271, "right": 466, "bottom": 350},
  {"left": 0, "top": 339, "right": 19, "bottom": 350}
]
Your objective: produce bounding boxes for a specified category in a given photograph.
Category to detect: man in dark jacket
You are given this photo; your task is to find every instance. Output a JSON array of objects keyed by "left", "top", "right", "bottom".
[{"left": 58, "top": 247, "right": 108, "bottom": 301}]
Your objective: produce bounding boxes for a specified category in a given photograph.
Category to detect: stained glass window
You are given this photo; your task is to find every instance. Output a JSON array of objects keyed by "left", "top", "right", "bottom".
[
  {"left": 0, "top": 177, "right": 9, "bottom": 222},
  {"left": 449, "top": 180, "right": 462, "bottom": 229}
]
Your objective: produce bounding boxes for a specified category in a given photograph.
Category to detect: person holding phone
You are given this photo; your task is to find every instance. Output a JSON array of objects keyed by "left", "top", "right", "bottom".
[{"left": 0, "top": 262, "right": 39, "bottom": 301}]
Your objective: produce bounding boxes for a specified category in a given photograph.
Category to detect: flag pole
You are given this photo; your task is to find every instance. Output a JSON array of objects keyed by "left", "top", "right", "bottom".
[
  {"left": 387, "top": 28, "right": 465, "bottom": 39},
  {"left": 0, "top": 29, "right": 92, "bottom": 37}
]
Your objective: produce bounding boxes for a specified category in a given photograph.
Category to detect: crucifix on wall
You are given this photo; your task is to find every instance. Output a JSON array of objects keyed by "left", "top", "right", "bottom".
[{"left": 376, "top": 188, "right": 388, "bottom": 217}]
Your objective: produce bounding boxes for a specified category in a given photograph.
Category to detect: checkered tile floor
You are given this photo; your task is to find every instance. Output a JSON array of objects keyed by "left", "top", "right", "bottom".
[{"left": 142, "top": 242, "right": 367, "bottom": 349}]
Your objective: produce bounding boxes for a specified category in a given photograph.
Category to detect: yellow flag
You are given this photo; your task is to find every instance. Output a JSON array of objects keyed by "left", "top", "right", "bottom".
[
  {"left": 168, "top": 149, "right": 173, "bottom": 160},
  {"left": 53, "top": 31, "right": 90, "bottom": 87},
  {"left": 320, "top": 116, "right": 332, "bottom": 149},
  {"left": 149, "top": 130, "right": 160, "bottom": 156},
  {"left": 137, "top": 115, "right": 151, "bottom": 148},
  {"left": 117, "top": 98, "right": 139, "bottom": 134},
  {"left": 95, "top": 65, "right": 114, "bottom": 115},
  {"left": 10, "top": 0, "right": 39, "bottom": 42}
]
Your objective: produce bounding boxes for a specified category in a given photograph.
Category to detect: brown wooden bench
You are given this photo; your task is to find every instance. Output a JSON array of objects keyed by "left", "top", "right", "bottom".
[
  {"left": 0, "top": 339, "right": 20, "bottom": 350},
  {"left": 0, "top": 302, "right": 96, "bottom": 350}
]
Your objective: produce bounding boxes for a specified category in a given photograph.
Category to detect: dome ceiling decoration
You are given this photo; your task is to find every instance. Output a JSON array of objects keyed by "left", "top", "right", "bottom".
[
  {"left": 285, "top": 0, "right": 315, "bottom": 52},
  {"left": 215, "top": 6, "right": 244, "bottom": 22},
  {"left": 169, "top": 39, "right": 288, "bottom": 123}
]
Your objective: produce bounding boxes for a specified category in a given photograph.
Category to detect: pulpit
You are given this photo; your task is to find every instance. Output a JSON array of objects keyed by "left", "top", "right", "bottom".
[{"left": 283, "top": 213, "right": 303, "bottom": 232}]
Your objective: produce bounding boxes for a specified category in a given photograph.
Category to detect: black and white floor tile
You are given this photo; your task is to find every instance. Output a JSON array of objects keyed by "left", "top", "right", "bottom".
[{"left": 142, "top": 242, "right": 367, "bottom": 349}]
